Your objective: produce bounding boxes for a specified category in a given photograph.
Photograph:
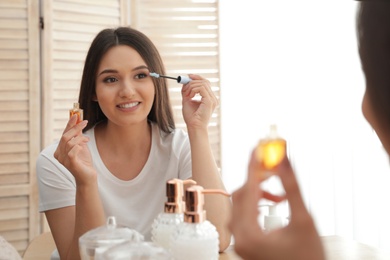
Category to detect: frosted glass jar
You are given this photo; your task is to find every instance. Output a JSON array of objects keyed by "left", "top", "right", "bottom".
[
  {"left": 101, "top": 241, "right": 172, "bottom": 260},
  {"left": 79, "top": 216, "right": 144, "bottom": 260},
  {"left": 151, "top": 212, "right": 183, "bottom": 249},
  {"left": 170, "top": 221, "right": 219, "bottom": 260}
]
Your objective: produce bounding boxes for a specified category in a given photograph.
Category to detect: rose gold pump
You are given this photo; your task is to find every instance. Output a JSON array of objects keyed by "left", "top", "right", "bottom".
[
  {"left": 164, "top": 179, "right": 196, "bottom": 214},
  {"left": 184, "top": 185, "right": 230, "bottom": 223}
]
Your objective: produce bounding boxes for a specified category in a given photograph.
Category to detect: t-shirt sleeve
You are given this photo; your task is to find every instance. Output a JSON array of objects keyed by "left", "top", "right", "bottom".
[{"left": 36, "top": 143, "right": 76, "bottom": 212}]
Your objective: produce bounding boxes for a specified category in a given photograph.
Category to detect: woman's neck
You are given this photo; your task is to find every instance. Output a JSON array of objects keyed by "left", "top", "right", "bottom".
[{"left": 94, "top": 120, "right": 152, "bottom": 155}]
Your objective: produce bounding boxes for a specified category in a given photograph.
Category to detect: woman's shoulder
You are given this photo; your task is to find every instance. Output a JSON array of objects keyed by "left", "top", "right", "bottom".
[
  {"left": 39, "top": 140, "right": 59, "bottom": 157},
  {"left": 0, "top": 236, "right": 21, "bottom": 260},
  {"left": 83, "top": 124, "right": 96, "bottom": 138},
  {"left": 151, "top": 122, "right": 188, "bottom": 141}
]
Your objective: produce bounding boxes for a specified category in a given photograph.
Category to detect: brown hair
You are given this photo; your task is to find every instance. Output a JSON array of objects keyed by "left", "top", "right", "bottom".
[
  {"left": 78, "top": 27, "right": 175, "bottom": 133},
  {"left": 357, "top": 2, "right": 390, "bottom": 127}
]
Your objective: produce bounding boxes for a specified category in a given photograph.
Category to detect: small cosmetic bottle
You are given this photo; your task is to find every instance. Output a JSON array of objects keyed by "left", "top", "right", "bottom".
[
  {"left": 151, "top": 178, "right": 196, "bottom": 250},
  {"left": 262, "top": 204, "right": 286, "bottom": 232},
  {"left": 255, "top": 124, "right": 287, "bottom": 180},
  {"left": 69, "top": 102, "right": 83, "bottom": 124},
  {"left": 170, "top": 185, "right": 230, "bottom": 260}
]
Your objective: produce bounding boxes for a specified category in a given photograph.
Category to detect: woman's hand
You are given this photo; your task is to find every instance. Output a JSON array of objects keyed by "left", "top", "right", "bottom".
[
  {"left": 181, "top": 74, "right": 218, "bottom": 130},
  {"left": 228, "top": 150, "right": 326, "bottom": 260},
  {"left": 54, "top": 115, "right": 95, "bottom": 185}
]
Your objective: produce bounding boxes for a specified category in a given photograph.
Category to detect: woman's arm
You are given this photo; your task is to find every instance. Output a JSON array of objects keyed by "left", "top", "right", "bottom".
[
  {"left": 181, "top": 74, "right": 232, "bottom": 252},
  {"left": 46, "top": 116, "right": 106, "bottom": 260},
  {"left": 187, "top": 127, "right": 232, "bottom": 251},
  {"left": 45, "top": 181, "right": 105, "bottom": 260}
]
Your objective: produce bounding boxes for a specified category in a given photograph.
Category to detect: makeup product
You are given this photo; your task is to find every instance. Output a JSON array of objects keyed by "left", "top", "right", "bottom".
[
  {"left": 149, "top": 72, "right": 192, "bottom": 84},
  {"left": 69, "top": 102, "right": 83, "bottom": 124},
  {"left": 79, "top": 216, "right": 144, "bottom": 260},
  {"left": 101, "top": 241, "right": 172, "bottom": 260},
  {"left": 256, "top": 124, "right": 286, "bottom": 180},
  {"left": 170, "top": 185, "right": 230, "bottom": 260},
  {"left": 151, "top": 178, "right": 196, "bottom": 250},
  {"left": 260, "top": 204, "right": 286, "bottom": 232}
]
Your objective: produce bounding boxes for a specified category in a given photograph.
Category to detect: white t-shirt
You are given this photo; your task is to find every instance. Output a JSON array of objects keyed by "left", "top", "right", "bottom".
[
  {"left": 0, "top": 236, "right": 21, "bottom": 260},
  {"left": 36, "top": 122, "right": 192, "bottom": 241}
]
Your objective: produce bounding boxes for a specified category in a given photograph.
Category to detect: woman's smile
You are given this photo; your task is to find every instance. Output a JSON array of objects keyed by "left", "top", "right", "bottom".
[{"left": 117, "top": 101, "right": 140, "bottom": 110}]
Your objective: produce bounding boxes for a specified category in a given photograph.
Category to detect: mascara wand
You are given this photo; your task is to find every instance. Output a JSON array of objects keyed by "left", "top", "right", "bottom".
[{"left": 149, "top": 72, "right": 191, "bottom": 84}]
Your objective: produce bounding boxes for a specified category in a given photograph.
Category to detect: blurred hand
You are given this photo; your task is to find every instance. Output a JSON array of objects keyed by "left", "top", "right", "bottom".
[{"left": 228, "top": 149, "right": 325, "bottom": 260}]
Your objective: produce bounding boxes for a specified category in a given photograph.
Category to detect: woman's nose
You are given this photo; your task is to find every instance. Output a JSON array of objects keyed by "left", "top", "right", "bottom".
[{"left": 119, "top": 79, "right": 136, "bottom": 98}]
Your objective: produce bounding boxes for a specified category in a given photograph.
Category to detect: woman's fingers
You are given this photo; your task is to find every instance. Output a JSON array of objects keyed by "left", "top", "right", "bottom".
[
  {"left": 277, "top": 156, "right": 309, "bottom": 219},
  {"left": 182, "top": 74, "right": 217, "bottom": 105},
  {"left": 62, "top": 114, "right": 78, "bottom": 134},
  {"left": 66, "top": 136, "right": 89, "bottom": 159},
  {"left": 262, "top": 191, "right": 286, "bottom": 202},
  {"left": 237, "top": 150, "right": 264, "bottom": 221},
  {"left": 54, "top": 119, "right": 88, "bottom": 160},
  {"left": 62, "top": 120, "right": 88, "bottom": 141},
  {"left": 230, "top": 183, "right": 262, "bottom": 234},
  {"left": 229, "top": 150, "right": 265, "bottom": 240}
]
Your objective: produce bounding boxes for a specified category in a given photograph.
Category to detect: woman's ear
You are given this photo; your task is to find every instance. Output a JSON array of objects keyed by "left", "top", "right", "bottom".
[{"left": 92, "top": 94, "right": 98, "bottom": 101}]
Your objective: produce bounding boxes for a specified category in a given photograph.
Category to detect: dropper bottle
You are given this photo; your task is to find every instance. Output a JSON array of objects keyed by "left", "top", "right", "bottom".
[
  {"left": 256, "top": 124, "right": 287, "bottom": 180},
  {"left": 151, "top": 178, "right": 196, "bottom": 250},
  {"left": 170, "top": 185, "right": 230, "bottom": 260},
  {"left": 69, "top": 102, "right": 83, "bottom": 124}
]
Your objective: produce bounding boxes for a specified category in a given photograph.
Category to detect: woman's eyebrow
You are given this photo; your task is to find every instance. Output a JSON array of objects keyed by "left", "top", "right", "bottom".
[
  {"left": 97, "top": 69, "right": 117, "bottom": 77},
  {"left": 132, "top": 65, "right": 149, "bottom": 71},
  {"left": 97, "top": 65, "right": 149, "bottom": 77}
]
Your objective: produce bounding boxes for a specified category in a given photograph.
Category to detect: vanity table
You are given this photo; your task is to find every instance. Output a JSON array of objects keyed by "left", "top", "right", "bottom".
[
  {"left": 23, "top": 233, "right": 390, "bottom": 260},
  {"left": 219, "top": 236, "right": 390, "bottom": 260}
]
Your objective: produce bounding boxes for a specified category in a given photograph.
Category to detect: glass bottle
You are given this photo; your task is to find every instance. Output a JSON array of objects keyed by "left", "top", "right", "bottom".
[
  {"left": 170, "top": 185, "right": 230, "bottom": 260},
  {"left": 69, "top": 102, "right": 83, "bottom": 124},
  {"left": 256, "top": 124, "right": 287, "bottom": 180},
  {"left": 151, "top": 178, "right": 196, "bottom": 250}
]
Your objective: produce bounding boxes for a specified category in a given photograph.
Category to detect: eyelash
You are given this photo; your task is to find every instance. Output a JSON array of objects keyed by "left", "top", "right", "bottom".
[
  {"left": 102, "top": 73, "right": 148, "bottom": 83},
  {"left": 103, "top": 77, "right": 117, "bottom": 83},
  {"left": 135, "top": 73, "right": 148, "bottom": 79}
]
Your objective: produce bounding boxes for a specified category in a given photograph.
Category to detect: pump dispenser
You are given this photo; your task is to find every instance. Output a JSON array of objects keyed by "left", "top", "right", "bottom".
[
  {"left": 256, "top": 124, "right": 287, "bottom": 180},
  {"left": 170, "top": 185, "right": 230, "bottom": 260},
  {"left": 151, "top": 178, "right": 196, "bottom": 250},
  {"left": 262, "top": 204, "right": 286, "bottom": 231}
]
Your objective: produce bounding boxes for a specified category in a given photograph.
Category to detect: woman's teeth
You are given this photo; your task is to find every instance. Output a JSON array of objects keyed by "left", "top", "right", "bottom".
[{"left": 118, "top": 102, "right": 139, "bottom": 108}]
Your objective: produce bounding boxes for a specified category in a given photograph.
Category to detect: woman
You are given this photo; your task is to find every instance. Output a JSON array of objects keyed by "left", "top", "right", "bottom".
[
  {"left": 37, "top": 27, "right": 231, "bottom": 260},
  {"left": 228, "top": 2, "right": 390, "bottom": 260}
]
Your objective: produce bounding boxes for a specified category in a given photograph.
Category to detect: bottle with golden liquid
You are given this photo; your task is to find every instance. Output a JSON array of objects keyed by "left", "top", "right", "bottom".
[
  {"left": 255, "top": 124, "right": 286, "bottom": 180},
  {"left": 69, "top": 102, "right": 83, "bottom": 124}
]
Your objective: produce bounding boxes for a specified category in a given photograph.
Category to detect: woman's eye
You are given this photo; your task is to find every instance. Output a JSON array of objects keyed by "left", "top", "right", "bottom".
[
  {"left": 103, "top": 77, "right": 118, "bottom": 83},
  {"left": 135, "top": 73, "right": 148, "bottom": 79}
]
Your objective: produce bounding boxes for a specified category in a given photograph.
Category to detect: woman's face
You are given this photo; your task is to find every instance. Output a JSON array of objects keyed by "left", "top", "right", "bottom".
[{"left": 95, "top": 45, "right": 155, "bottom": 128}]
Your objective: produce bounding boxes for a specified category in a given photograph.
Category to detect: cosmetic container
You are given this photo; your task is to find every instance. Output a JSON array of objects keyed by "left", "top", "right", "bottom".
[
  {"left": 151, "top": 178, "right": 196, "bottom": 250},
  {"left": 256, "top": 124, "right": 286, "bottom": 180},
  {"left": 101, "top": 241, "right": 172, "bottom": 260},
  {"left": 79, "top": 216, "right": 144, "bottom": 260},
  {"left": 170, "top": 185, "right": 230, "bottom": 260},
  {"left": 69, "top": 102, "right": 83, "bottom": 124},
  {"left": 262, "top": 204, "right": 286, "bottom": 232}
]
